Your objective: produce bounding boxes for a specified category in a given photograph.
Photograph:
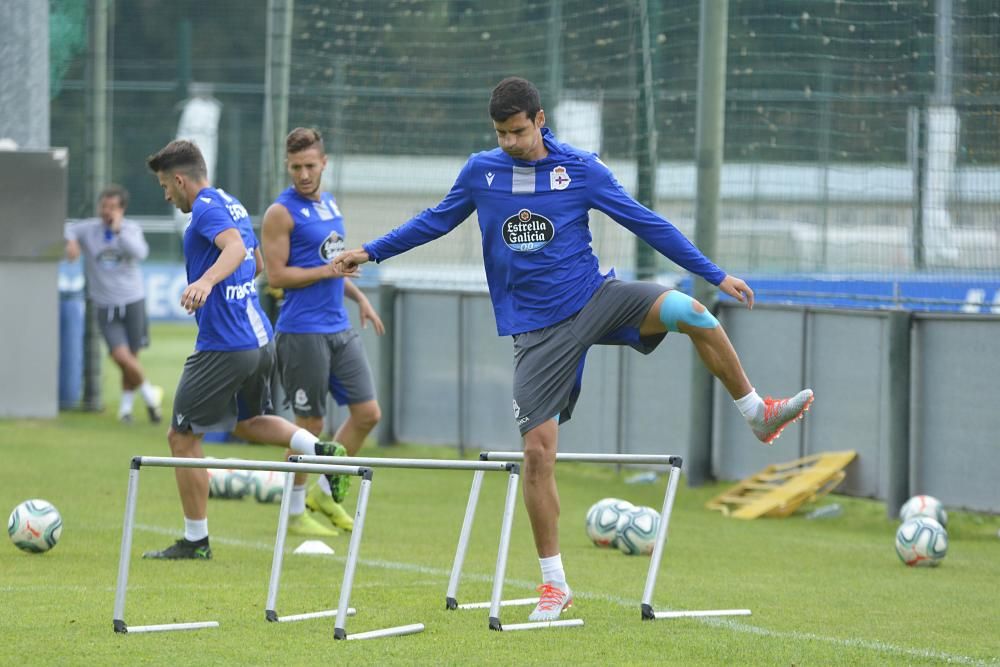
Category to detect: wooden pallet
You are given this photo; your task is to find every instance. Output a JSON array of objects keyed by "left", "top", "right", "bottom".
[{"left": 706, "top": 451, "right": 857, "bottom": 519}]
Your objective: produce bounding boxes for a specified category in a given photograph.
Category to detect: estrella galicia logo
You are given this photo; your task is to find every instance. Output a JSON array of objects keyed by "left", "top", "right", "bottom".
[
  {"left": 502, "top": 209, "right": 555, "bottom": 252},
  {"left": 319, "top": 231, "right": 344, "bottom": 261}
]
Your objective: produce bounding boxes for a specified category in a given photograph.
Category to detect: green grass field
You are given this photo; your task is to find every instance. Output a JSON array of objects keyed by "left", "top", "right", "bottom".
[{"left": 2, "top": 323, "right": 999, "bottom": 665}]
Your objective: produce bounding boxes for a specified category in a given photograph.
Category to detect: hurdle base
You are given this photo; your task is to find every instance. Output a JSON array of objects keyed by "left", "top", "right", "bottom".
[
  {"left": 458, "top": 597, "right": 539, "bottom": 610},
  {"left": 498, "top": 619, "right": 585, "bottom": 632},
  {"left": 272, "top": 608, "right": 357, "bottom": 623},
  {"left": 339, "top": 623, "right": 425, "bottom": 641},
  {"left": 642, "top": 603, "right": 752, "bottom": 620},
  {"left": 114, "top": 620, "right": 220, "bottom": 634},
  {"left": 446, "top": 596, "right": 457, "bottom": 610},
  {"left": 266, "top": 610, "right": 278, "bottom": 622}
]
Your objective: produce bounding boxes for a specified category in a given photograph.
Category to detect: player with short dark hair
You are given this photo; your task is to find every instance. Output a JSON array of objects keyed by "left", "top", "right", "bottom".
[
  {"left": 334, "top": 77, "right": 813, "bottom": 621},
  {"left": 142, "top": 139, "right": 348, "bottom": 560},
  {"left": 65, "top": 183, "right": 163, "bottom": 423},
  {"left": 260, "top": 127, "right": 383, "bottom": 537}
]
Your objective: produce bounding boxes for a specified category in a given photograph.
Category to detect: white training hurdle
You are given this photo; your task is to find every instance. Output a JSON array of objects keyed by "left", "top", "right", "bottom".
[
  {"left": 288, "top": 455, "right": 525, "bottom": 633},
  {"left": 112, "top": 456, "right": 414, "bottom": 639},
  {"left": 448, "top": 452, "right": 751, "bottom": 630}
]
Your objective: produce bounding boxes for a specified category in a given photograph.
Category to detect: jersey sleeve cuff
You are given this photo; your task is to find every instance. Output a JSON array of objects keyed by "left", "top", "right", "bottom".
[{"left": 361, "top": 242, "right": 380, "bottom": 263}]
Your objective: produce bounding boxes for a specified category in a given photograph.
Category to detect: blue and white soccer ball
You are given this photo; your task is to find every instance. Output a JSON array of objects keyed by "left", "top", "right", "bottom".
[
  {"left": 208, "top": 467, "right": 252, "bottom": 499},
  {"left": 899, "top": 494, "right": 948, "bottom": 528},
  {"left": 585, "top": 498, "right": 635, "bottom": 548},
  {"left": 8, "top": 499, "right": 63, "bottom": 554},
  {"left": 615, "top": 505, "right": 661, "bottom": 556},
  {"left": 895, "top": 516, "right": 948, "bottom": 567},
  {"left": 250, "top": 471, "right": 286, "bottom": 503}
]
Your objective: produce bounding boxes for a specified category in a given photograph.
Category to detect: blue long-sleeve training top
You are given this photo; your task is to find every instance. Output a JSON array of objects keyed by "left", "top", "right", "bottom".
[{"left": 364, "top": 128, "right": 726, "bottom": 336}]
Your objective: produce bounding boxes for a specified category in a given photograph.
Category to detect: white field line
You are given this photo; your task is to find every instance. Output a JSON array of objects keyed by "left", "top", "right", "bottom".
[{"left": 125, "top": 524, "right": 998, "bottom": 666}]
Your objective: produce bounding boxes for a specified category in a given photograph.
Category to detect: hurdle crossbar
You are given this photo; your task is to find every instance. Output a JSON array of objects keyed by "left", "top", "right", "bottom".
[
  {"left": 289, "top": 455, "right": 521, "bottom": 633},
  {"left": 459, "top": 452, "right": 749, "bottom": 628},
  {"left": 113, "top": 456, "right": 367, "bottom": 636}
]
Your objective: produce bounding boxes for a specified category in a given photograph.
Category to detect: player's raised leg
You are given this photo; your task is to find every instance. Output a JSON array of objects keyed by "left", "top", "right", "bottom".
[{"left": 640, "top": 289, "right": 813, "bottom": 444}]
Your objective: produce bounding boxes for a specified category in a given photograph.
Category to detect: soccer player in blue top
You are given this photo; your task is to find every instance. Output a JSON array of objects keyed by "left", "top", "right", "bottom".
[
  {"left": 143, "top": 139, "right": 347, "bottom": 560},
  {"left": 335, "top": 77, "right": 814, "bottom": 621},
  {"left": 261, "top": 127, "right": 383, "bottom": 538}
]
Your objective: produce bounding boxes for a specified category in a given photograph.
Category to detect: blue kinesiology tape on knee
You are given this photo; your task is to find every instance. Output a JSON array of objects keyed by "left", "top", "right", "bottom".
[{"left": 658, "top": 291, "right": 719, "bottom": 332}]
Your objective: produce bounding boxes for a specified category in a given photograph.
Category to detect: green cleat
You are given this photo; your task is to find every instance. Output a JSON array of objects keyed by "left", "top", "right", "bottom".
[
  {"left": 306, "top": 482, "right": 354, "bottom": 531},
  {"left": 287, "top": 511, "right": 338, "bottom": 537},
  {"left": 313, "top": 441, "right": 351, "bottom": 503},
  {"left": 142, "top": 537, "right": 212, "bottom": 560}
]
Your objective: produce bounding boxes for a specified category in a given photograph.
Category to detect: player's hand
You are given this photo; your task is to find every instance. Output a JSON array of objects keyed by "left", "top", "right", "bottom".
[
  {"left": 181, "top": 277, "right": 213, "bottom": 314},
  {"left": 333, "top": 248, "right": 370, "bottom": 277},
  {"left": 358, "top": 300, "right": 385, "bottom": 336},
  {"left": 719, "top": 275, "right": 754, "bottom": 309}
]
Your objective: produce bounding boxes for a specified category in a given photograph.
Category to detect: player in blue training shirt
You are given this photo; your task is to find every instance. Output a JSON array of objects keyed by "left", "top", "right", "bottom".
[
  {"left": 335, "top": 77, "right": 814, "bottom": 620},
  {"left": 261, "top": 127, "right": 383, "bottom": 538},
  {"left": 142, "top": 139, "right": 347, "bottom": 560}
]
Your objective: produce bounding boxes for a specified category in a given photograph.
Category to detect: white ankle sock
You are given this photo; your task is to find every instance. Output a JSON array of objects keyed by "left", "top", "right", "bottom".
[
  {"left": 139, "top": 381, "right": 158, "bottom": 405},
  {"left": 317, "top": 474, "right": 333, "bottom": 496},
  {"left": 289, "top": 485, "right": 307, "bottom": 515},
  {"left": 735, "top": 389, "right": 763, "bottom": 422},
  {"left": 119, "top": 390, "right": 135, "bottom": 416},
  {"left": 539, "top": 554, "right": 566, "bottom": 585},
  {"left": 289, "top": 429, "right": 318, "bottom": 455},
  {"left": 184, "top": 517, "right": 208, "bottom": 542}
]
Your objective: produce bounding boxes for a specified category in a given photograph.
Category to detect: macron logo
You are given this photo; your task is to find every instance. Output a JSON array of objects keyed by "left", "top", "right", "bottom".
[
  {"left": 225, "top": 280, "right": 257, "bottom": 300},
  {"left": 486, "top": 172, "right": 495, "bottom": 187},
  {"left": 301, "top": 208, "right": 310, "bottom": 218}
]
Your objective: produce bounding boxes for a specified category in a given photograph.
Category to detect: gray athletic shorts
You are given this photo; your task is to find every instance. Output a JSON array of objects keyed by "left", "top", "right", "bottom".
[
  {"left": 275, "top": 330, "right": 376, "bottom": 417},
  {"left": 96, "top": 300, "right": 149, "bottom": 353},
  {"left": 171, "top": 341, "right": 276, "bottom": 434},
  {"left": 512, "top": 279, "right": 669, "bottom": 435}
]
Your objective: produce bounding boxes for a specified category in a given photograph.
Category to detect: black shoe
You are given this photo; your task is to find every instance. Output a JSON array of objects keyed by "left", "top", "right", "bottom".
[
  {"left": 142, "top": 537, "right": 212, "bottom": 560},
  {"left": 147, "top": 404, "right": 163, "bottom": 424},
  {"left": 314, "top": 441, "right": 350, "bottom": 503}
]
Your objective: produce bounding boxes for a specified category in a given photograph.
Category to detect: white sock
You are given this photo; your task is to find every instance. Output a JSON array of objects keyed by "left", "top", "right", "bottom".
[
  {"left": 735, "top": 389, "right": 764, "bottom": 422},
  {"left": 289, "top": 428, "right": 319, "bottom": 455},
  {"left": 317, "top": 474, "right": 333, "bottom": 497},
  {"left": 119, "top": 390, "right": 135, "bottom": 416},
  {"left": 139, "top": 380, "right": 158, "bottom": 405},
  {"left": 539, "top": 554, "right": 566, "bottom": 586},
  {"left": 289, "top": 485, "right": 307, "bottom": 515},
  {"left": 184, "top": 517, "right": 208, "bottom": 542}
]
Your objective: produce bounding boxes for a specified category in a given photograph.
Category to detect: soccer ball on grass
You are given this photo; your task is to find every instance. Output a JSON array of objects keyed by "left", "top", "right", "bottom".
[
  {"left": 250, "top": 470, "right": 286, "bottom": 503},
  {"left": 899, "top": 494, "right": 948, "bottom": 527},
  {"left": 615, "top": 505, "right": 661, "bottom": 556},
  {"left": 8, "top": 499, "right": 63, "bottom": 554},
  {"left": 585, "top": 498, "right": 635, "bottom": 548},
  {"left": 895, "top": 516, "right": 948, "bottom": 567}
]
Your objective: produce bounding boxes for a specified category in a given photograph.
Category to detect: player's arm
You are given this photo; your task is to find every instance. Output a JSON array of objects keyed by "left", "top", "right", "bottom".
[
  {"left": 261, "top": 202, "right": 344, "bottom": 288},
  {"left": 343, "top": 278, "right": 385, "bottom": 335},
  {"left": 254, "top": 248, "right": 264, "bottom": 277},
  {"left": 180, "top": 227, "right": 247, "bottom": 313},
  {"left": 587, "top": 158, "right": 753, "bottom": 307},
  {"left": 117, "top": 222, "right": 149, "bottom": 261},
  {"left": 64, "top": 223, "right": 81, "bottom": 260}
]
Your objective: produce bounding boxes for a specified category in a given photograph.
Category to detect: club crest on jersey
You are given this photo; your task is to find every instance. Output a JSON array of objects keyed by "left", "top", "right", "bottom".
[
  {"left": 550, "top": 165, "right": 571, "bottom": 191},
  {"left": 319, "top": 231, "right": 345, "bottom": 261},
  {"left": 502, "top": 209, "right": 555, "bottom": 253}
]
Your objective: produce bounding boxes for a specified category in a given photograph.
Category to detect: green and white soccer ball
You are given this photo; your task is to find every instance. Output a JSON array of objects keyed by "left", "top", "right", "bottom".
[
  {"left": 895, "top": 516, "right": 948, "bottom": 567},
  {"left": 585, "top": 498, "right": 635, "bottom": 548},
  {"left": 250, "top": 470, "right": 286, "bottom": 503},
  {"left": 899, "top": 494, "right": 948, "bottom": 527},
  {"left": 8, "top": 499, "right": 63, "bottom": 554},
  {"left": 208, "top": 467, "right": 252, "bottom": 499},
  {"left": 615, "top": 505, "right": 660, "bottom": 556}
]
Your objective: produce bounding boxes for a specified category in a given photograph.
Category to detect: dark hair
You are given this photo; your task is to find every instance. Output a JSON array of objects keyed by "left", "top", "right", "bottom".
[
  {"left": 286, "top": 127, "right": 324, "bottom": 155},
  {"left": 145, "top": 140, "right": 208, "bottom": 179},
  {"left": 489, "top": 77, "right": 542, "bottom": 122},
  {"left": 99, "top": 183, "right": 129, "bottom": 209}
]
